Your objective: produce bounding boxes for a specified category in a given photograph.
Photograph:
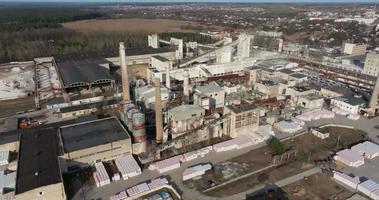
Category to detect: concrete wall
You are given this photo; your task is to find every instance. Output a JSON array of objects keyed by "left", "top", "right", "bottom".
[
  {"left": 61, "top": 139, "right": 132, "bottom": 170},
  {"left": 0, "top": 141, "right": 19, "bottom": 152},
  {"left": 15, "top": 182, "right": 66, "bottom": 200},
  {"left": 224, "top": 107, "right": 259, "bottom": 138}
]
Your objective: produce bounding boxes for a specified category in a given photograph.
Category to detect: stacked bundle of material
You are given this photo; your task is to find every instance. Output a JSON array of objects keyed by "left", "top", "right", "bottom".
[
  {"left": 351, "top": 141, "right": 379, "bottom": 159},
  {"left": 93, "top": 162, "right": 110, "bottom": 187},
  {"left": 213, "top": 139, "right": 239, "bottom": 152},
  {"left": 148, "top": 177, "right": 169, "bottom": 190},
  {"left": 0, "top": 192, "right": 14, "bottom": 200},
  {"left": 357, "top": 179, "right": 379, "bottom": 200},
  {"left": 109, "top": 191, "right": 128, "bottom": 200},
  {"left": 334, "top": 149, "right": 364, "bottom": 167},
  {"left": 273, "top": 120, "right": 303, "bottom": 133},
  {"left": 332, "top": 107, "right": 350, "bottom": 116},
  {"left": 112, "top": 173, "right": 121, "bottom": 181},
  {"left": 126, "top": 182, "right": 150, "bottom": 197},
  {"left": 333, "top": 171, "right": 361, "bottom": 189},
  {"left": 115, "top": 154, "right": 142, "bottom": 180},
  {"left": 183, "top": 164, "right": 212, "bottom": 181},
  {"left": 347, "top": 114, "right": 360, "bottom": 120},
  {"left": 182, "top": 146, "right": 212, "bottom": 162},
  {"left": 234, "top": 134, "right": 255, "bottom": 149},
  {"left": 0, "top": 151, "right": 9, "bottom": 166},
  {"left": 296, "top": 109, "right": 335, "bottom": 122},
  {"left": 148, "top": 155, "right": 183, "bottom": 173}
]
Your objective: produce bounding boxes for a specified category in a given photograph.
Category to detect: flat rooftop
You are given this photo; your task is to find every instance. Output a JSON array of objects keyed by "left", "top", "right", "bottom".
[
  {"left": 153, "top": 55, "right": 169, "bottom": 62},
  {"left": 16, "top": 127, "right": 62, "bottom": 195},
  {"left": 227, "top": 103, "right": 257, "bottom": 114},
  {"left": 59, "top": 117, "right": 130, "bottom": 153}
]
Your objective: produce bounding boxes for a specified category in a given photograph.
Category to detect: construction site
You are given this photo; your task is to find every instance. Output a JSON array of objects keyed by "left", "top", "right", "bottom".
[{"left": 1, "top": 28, "right": 379, "bottom": 200}]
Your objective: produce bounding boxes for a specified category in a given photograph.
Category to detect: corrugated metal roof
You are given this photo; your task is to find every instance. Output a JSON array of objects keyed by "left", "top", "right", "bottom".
[
  {"left": 352, "top": 141, "right": 379, "bottom": 156},
  {"left": 336, "top": 149, "right": 364, "bottom": 162}
]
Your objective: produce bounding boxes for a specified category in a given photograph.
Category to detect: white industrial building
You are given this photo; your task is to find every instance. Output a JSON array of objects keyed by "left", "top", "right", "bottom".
[
  {"left": 333, "top": 171, "right": 361, "bottom": 190},
  {"left": 334, "top": 149, "right": 365, "bottom": 167},
  {"left": 330, "top": 95, "right": 367, "bottom": 115},
  {"left": 363, "top": 52, "right": 379, "bottom": 76},
  {"left": 167, "top": 105, "right": 205, "bottom": 136},
  {"left": 296, "top": 94, "right": 324, "bottom": 110},
  {"left": 194, "top": 82, "right": 225, "bottom": 112},
  {"left": 342, "top": 43, "right": 368, "bottom": 55},
  {"left": 351, "top": 141, "right": 379, "bottom": 159}
]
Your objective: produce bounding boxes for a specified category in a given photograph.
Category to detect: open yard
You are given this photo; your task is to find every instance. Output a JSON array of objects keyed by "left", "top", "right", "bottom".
[
  {"left": 62, "top": 18, "right": 202, "bottom": 33},
  {"left": 197, "top": 126, "right": 367, "bottom": 197},
  {"left": 281, "top": 174, "right": 354, "bottom": 200}
]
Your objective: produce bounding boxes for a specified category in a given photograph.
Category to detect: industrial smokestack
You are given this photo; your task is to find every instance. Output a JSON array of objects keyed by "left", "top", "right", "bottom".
[
  {"left": 183, "top": 69, "right": 190, "bottom": 102},
  {"left": 368, "top": 74, "right": 379, "bottom": 116},
  {"left": 166, "top": 66, "right": 171, "bottom": 89},
  {"left": 154, "top": 78, "right": 163, "bottom": 143},
  {"left": 119, "top": 42, "right": 130, "bottom": 101}
]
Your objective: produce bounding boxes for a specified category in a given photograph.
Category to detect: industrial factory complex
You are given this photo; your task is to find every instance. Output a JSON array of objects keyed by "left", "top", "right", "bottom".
[{"left": 1, "top": 26, "right": 379, "bottom": 200}]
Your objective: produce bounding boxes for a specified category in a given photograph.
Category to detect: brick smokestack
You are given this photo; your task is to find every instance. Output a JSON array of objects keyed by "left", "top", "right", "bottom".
[
  {"left": 154, "top": 78, "right": 163, "bottom": 143},
  {"left": 119, "top": 42, "right": 130, "bottom": 101}
]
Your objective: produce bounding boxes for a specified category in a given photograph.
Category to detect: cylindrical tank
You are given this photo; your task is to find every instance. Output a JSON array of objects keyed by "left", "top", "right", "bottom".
[{"left": 132, "top": 112, "right": 146, "bottom": 143}]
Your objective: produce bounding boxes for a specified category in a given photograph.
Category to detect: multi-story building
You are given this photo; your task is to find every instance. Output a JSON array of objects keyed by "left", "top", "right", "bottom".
[
  {"left": 342, "top": 43, "right": 368, "bottom": 55},
  {"left": 223, "top": 104, "right": 259, "bottom": 138},
  {"left": 363, "top": 53, "right": 379, "bottom": 76}
]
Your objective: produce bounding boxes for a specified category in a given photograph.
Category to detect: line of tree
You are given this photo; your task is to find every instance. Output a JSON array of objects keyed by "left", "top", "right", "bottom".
[
  {"left": 0, "top": 29, "right": 148, "bottom": 62},
  {"left": 0, "top": 8, "right": 104, "bottom": 32}
]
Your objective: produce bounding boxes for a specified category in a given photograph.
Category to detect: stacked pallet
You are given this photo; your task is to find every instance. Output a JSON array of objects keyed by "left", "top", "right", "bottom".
[
  {"left": 183, "top": 164, "right": 212, "bottom": 181},
  {"left": 126, "top": 182, "right": 150, "bottom": 197},
  {"left": 112, "top": 173, "right": 121, "bottom": 181},
  {"left": 182, "top": 146, "right": 212, "bottom": 162},
  {"left": 148, "top": 177, "right": 169, "bottom": 190},
  {"left": 357, "top": 179, "right": 379, "bottom": 200},
  {"left": 333, "top": 171, "right": 361, "bottom": 190},
  {"left": 115, "top": 154, "right": 142, "bottom": 180},
  {"left": 213, "top": 134, "right": 257, "bottom": 152},
  {"left": 109, "top": 191, "right": 128, "bottom": 200},
  {"left": 296, "top": 109, "right": 335, "bottom": 122},
  {"left": 148, "top": 155, "right": 183, "bottom": 173},
  {"left": 213, "top": 140, "right": 239, "bottom": 152},
  {"left": 93, "top": 162, "right": 111, "bottom": 187}
]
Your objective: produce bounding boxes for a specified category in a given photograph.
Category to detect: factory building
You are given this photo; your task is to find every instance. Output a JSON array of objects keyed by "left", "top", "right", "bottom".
[
  {"left": 167, "top": 105, "right": 206, "bottom": 138},
  {"left": 342, "top": 43, "right": 368, "bottom": 55},
  {"left": 254, "top": 80, "right": 282, "bottom": 98},
  {"left": 15, "top": 127, "right": 66, "bottom": 200},
  {"left": 331, "top": 94, "right": 367, "bottom": 114},
  {"left": 58, "top": 117, "right": 132, "bottom": 171},
  {"left": 363, "top": 52, "right": 379, "bottom": 76},
  {"left": 134, "top": 84, "right": 171, "bottom": 110},
  {"left": 193, "top": 82, "right": 225, "bottom": 113},
  {"left": 296, "top": 94, "right": 324, "bottom": 110},
  {"left": 224, "top": 104, "right": 259, "bottom": 138}
]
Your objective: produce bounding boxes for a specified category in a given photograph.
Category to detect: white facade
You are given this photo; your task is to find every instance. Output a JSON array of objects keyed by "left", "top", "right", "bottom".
[
  {"left": 343, "top": 43, "right": 368, "bottom": 55},
  {"left": 363, "top": 52, "right": 379, "bottom": 76},
  {"left": 330, "top": 96, "right": 366, "bottom": 115},
  {"left": 351, "top": 141, "right": 379, "bottom": 159},
  {"left": 194, "top": 82, "right": 225, "bottom": 110}
]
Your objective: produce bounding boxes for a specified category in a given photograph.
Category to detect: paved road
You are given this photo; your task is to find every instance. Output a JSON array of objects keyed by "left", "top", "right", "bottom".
[
  {"left": 306, "top": 114, "right": 379, "bottom": 144},
  {"left": 222, "top": 167, "right": 321, "bottom": 200},
  {"left": 75, "top": 114, "right": 379, "bottom": 200}
]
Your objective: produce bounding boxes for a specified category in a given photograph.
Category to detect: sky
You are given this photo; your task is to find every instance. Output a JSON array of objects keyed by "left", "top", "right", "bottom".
[{"left": 0, "top": 0, "right": 378, "bottom": 3}]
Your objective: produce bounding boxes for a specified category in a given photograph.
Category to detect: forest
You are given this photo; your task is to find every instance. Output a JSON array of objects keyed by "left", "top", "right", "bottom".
[{"left": 0, "top": 8, "right": 149, "bottom": 62}]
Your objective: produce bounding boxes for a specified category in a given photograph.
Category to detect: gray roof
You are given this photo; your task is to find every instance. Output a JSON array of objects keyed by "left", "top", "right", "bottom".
[
  {"left": 195, "top": 82, "right": 224, "bottom": 94},
  {"left": 59, "top": 117, "right": 130, "bottom": 153},
  {"left": 335, "top": 95, "right": 367, "bottom": 106},
  {"left": 290, "top": 73, "right": 307, "bottom": 79},
  {"left": 227, "top": 103, "right": 257, "bottom": 114},
  {"left": 56, "top": 58, "right": 113, "bottom": 88},
  {"left": 152, "top": 55, "right": 169, "bottom": 62},
  {"left": 168, "top": 105, "right": 205, "bottom": 121},
  {"left": 279, "top": 69, "right": 294, "bottom": 75}
]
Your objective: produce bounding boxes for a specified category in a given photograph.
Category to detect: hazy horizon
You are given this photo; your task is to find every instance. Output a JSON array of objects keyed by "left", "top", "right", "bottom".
[{"left": 0, "top": 0, "right": 378, "bottom": 3}]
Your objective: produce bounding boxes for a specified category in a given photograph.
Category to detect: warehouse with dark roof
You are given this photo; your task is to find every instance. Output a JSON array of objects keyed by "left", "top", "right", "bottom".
[
  {"left": 58, "top": 117, "right": 132, "bottom": 171},
  {"left": 15, "top": 127, "right": 66, "bottom": 200}
]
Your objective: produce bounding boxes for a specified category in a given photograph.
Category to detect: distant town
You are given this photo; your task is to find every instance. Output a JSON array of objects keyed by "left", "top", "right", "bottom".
[{"left": 0, "top": 2, "right": 379, "bottom": 200}]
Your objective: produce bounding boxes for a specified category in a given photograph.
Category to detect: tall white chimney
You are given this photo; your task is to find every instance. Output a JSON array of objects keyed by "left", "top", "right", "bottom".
[
  {"left": 119, "top": 42, "right": 130, "bottom": 101},
  {"left": 166, "top": 65, "right": 171, "bottom": 89},
  {"left": 183, "top": 69, "right": 190, "bottom": 102},
  {"left": 154, "top": 78, "right": 163, "bottom": 143}
]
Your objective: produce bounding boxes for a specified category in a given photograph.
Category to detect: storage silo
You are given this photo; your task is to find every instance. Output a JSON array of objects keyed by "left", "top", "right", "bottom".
[{"left": 132, "top": 112, "right": 146, "bottom": 143}]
